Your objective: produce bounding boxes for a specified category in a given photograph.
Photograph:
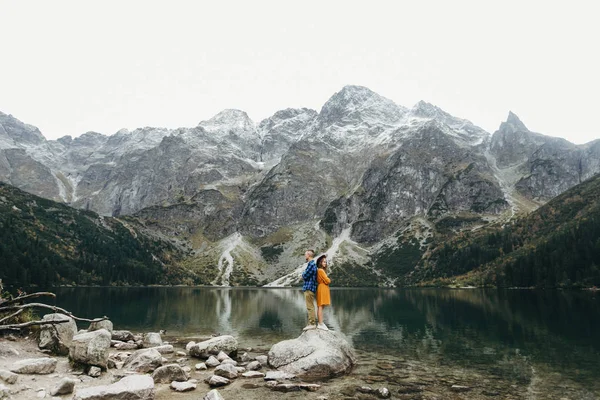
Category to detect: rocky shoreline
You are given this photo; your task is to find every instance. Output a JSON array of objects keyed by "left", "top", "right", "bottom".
[
  {"left": 0, "top": 315, "right": 596, "bottom": 400},
  {"left": 0, "top": 316, "right": 363, "bottom": 400}
]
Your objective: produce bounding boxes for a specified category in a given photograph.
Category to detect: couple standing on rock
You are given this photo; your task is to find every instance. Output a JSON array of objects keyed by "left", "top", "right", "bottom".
[{"left": 301, "top": 249, "right": 331, "bottom": 331}]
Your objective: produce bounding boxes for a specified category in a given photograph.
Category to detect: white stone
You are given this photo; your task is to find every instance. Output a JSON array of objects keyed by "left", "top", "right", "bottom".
[
  {"left": 242, "top": 371, "right": 265, "bottom": 378},
  {"left": 206, "top": 375, "right": 230, "bottom": 387},
  {"left": 246, "top": 361, "right": 261, "bottom": 370},
  {"left": 10, "top": 358, "right": 57, "bottom": 374},
  {"left": 185, "top": 341, "right": 196, "bottom": 352},
  {"left": 195, "top": 363, "right": 207, "bottom": 371},
  {"left": 170, "top": 381, "right": 196, "bottom": 392},
  {"left": 88, "top": 366, "right": 101, "bottom": 377},
  {"left": 72, "top": 375, "right": 154, "bottom": 400},
  {"left": 153, "top": 345, "right": 174, "bottom": 354},
  {"left": 88, "top": 319, "right": 113, "bottom": 333},
  {"left": 205, "top": 356, "right": 220, "bottom": 368}
]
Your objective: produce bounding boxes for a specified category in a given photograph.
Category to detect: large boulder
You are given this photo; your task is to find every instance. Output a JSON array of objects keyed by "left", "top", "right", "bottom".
[
  {"left": 268, "top": 330, "right": 356, "bottom": 380},
  {"left": 38, "top": 313, "right": 77, "bottom": 355},
  {"left": 142, "top": 333, "right": 162, "bottom": 348},
  {"left": 123, "top": 348, "right": 163, "bottom": 373},
  {"left": 9, "top": 358, "right": 57, "bottom": 374},
  {"left": 188, "top": 336, "right": 237, "bottom": 359},
  {"left": 151, "top": 364, "right": 188, "bottom": 383},
  {"left": 88, "top": 319, "right": 114, "bottom": 334},
  {"left": 69, "top": 329, "right": 111, "bottom": 369},
  {"left": 73, "top": 374, "right": 154, "bottom": 400}
]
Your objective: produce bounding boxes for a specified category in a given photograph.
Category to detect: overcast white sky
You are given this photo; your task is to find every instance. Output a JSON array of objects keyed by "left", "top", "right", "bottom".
[{"left": 1, "top": 0, "right": 598, "bottom": 143}]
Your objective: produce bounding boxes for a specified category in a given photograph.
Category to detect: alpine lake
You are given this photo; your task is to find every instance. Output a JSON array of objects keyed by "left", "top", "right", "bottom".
[{"left": 45, "top": 287, "right": 600, "bottom": 399}]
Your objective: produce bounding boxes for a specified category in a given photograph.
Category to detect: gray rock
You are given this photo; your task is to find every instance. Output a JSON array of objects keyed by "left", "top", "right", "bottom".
[
  {"left": 255, "top": 355, "right": 268, "bottom": 366},
  {"left": 246, "top": 361, "right": 261, "bottom": 371},
  {"left": 39, "top": 313, "right": 77, "bottom": 356},
  {"left": 185, "top": 341, "right": 196, "bottom": 352},
  {"left": 195, "top": 363, "right": 207, "bottom": 371},
  {"left": 175, "top": 351, "right": 186, "bottom": 357},
  {"left": 142, "top": 333, "right": 162, "bottom": 348},
  {"left": 240, "top": 352, "right": 251, "bottom": 363},
  {"left": 72, "top": 374, "right": 154, "bottom": 400},
  {"left": 205, "top": 356, "right": 220, "bottom": 367},
  {"left": 189, "top": 336, "right": 237, "bottom": 359},
  {"left": 242, "top": 371, "right": 265, "bottom": 378},
  {"left": 220, "top": 359, "right": 237, "bottom": 366},
  {"left": 216, "top": 351, "right": 230, "bottom": 362},
  {"left": 268, "top": 329, "right": 355, "bottom": 380},
  {"left": 170, "top": 381, "right": 196, "bottom": 392},
  {"left": 0, "top": 370, "right": 17, "bottom": 384},
  {"left": 264, "top": 371, "right": 295, "bottom": 381},
  {"left": 9, "top": 358, "right": 57, "bottom": 374},
  {"left": 151, "top": 364, "right": 188, "bottom": 383},
  {"left": 88, "top": 366, "right": 101, "bottom": 377},
  {"left": 271, "top": 383, "right": 321, "bottom": 392},
  {"left": 50, "top": 377, "right": 78, "bottom": 396},
  {"left": 203, "top": 389, "right": 225, "bottom": 400},
  {"left": 88, "top": 319, "right": 113, "bottom": 334},
  {"left": 153, "top": 345, "right": 174, "bottom": 354},
  {"left": 214, "top": 363, "right": 238, "bottom": 379},
  {"left": 111, "top": 330, "right": 134, "bottom": 342},
  {"left": 122, "top": 348, "right": 163, "bottom": 373},
  {"left": 69, "top": 329, "right": 111, "bottom": 369},
  {"left": 206, "top": 375, "right": 230, "bottom": 387},
  {"left": 114, "top": 342, "right": 138, "bottom": 350}
]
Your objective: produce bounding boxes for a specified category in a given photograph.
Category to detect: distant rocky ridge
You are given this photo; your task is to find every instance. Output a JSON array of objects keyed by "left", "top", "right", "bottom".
[{"left": 1, "top": 86, "right": 599, "bottom": 287}]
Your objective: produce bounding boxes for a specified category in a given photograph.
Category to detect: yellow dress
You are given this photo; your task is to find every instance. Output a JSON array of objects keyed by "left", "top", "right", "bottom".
[{"left": 317, "top": 268, "right": 331, "bottom": 306}]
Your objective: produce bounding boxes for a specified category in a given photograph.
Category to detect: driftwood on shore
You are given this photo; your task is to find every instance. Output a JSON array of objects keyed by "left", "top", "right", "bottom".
[{"left": 0, "top": 280, "right": 107, "bottom": 331}]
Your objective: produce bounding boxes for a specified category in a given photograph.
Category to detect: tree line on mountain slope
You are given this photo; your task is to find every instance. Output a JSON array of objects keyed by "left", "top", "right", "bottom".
[
  {"left": 413, "top": 173, "right": 600, "bottom": 288},
  {"left": 0, "top": 183, "right": 193, "bottom": 287}
]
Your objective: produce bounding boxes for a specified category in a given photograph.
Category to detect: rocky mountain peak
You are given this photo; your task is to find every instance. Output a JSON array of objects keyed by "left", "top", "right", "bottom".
[
  {"left": 318, "top": 85, "right": 406, "bottom": 127},
  {"left": 0, "top": 112, "right": 46, "bottom": 146},
  {"left": 501, "top": 111, "right": 529, "bottom": 133},
  {"left": 199, "top": 109, "right": 256, "bottom": 137}
]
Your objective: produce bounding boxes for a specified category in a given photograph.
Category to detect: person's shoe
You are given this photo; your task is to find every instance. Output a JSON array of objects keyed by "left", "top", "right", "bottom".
[
  {"left": 303, "top": 324, "right": 316, "bottom": 331},
  {"left": 317, "top": 323, "right": 329, "bottom": 331}
]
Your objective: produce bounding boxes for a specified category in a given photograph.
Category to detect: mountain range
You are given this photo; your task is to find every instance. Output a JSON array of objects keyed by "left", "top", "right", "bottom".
[{"left": 1, "top": 85, "right": 599, "bottom": 286}]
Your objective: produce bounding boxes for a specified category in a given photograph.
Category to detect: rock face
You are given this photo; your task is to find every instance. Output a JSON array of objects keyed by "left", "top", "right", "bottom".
[
  {"left": 69, "top": 329, "right": 111, "bottom": 369},
  {"left": 188, "top": 336, "right": 237, "bottom": 359},
  {"left": 38, "top": 313, "right": 77, "bottom": 355},
  {"left": 268, "top": 330, "right": 356, "bottom": 380},
  {"left": 9, "top": 358, "right": 57, "bottom": 374},
  {"left": 72, "top": 374, "right": 155, "bottom": 400},
  {"left": 123, "top": 349, "right": 163, "bottom": 373}
]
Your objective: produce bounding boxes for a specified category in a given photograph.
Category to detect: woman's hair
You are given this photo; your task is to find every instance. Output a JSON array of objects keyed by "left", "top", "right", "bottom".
[{"left": 316, "top": 254, "right": 327, "bottom": 269}]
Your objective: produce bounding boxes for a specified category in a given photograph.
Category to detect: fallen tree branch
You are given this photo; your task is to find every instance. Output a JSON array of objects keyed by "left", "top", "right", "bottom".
[
  {"left": 0, "top": 319, "right": 70, "bottom": 331},
  {"left": 0, "top": 292, "right": 56, "bottom": 307},
  {"left": 0, "top": 303, "right": 108, "bottom": 324}
]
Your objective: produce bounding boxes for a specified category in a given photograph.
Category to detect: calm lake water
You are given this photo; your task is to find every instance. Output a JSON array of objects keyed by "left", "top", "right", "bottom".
[{"left": 46, "top": 287, "right": 600, "bottom": 397}]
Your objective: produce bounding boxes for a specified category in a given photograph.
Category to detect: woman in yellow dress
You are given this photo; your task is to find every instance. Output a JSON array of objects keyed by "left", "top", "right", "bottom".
[{"left": 316, "top": 254, "right": 331, "bottom": 331}]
